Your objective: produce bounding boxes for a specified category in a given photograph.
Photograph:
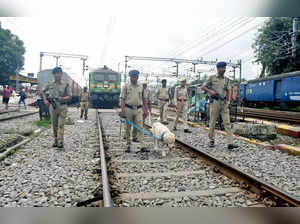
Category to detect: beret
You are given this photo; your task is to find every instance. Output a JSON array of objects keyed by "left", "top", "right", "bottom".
[
  {"left": 129, "top": 70, "right": 140, "bottom": 76},
  {"left": 216, "top": 61, "right": 227, "bottom": 68},
  {"left": 52, "top": 67, "right": 62, "bottom": 74}
]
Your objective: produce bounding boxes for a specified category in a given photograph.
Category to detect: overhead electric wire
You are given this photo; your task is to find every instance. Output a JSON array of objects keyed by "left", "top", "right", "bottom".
[
  {"left": 173, "top": 18, "right": 251, "bottom": 58},
  {"left": 188, "top": 18, "right": 257, "bottom": 58},
  {"left": 168, "top": 17, "right": 238, "bottom": 57},
  {"left": 154, "top": 18, "right": 238, "bottom": 70},
  {"left": 166, "top": 17, "right": 230, "bottom": 57},
  {"left": 198, "top": 22, "right": 263, "bottom": 57},
  {"left": 156, "top": 18, "right": 253, "bottom": 75}
]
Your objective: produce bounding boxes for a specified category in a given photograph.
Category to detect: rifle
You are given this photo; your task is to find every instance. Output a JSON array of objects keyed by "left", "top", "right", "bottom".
[
  {"left": 205, "top": 85, "right": 226, "bottom": 101},
  {"left": 47, "top": 97, "right": 58, "bottom": 110},
  {"left": 211, "top": 92, "right": 225, "bottom": 101},
  {"left": 47, "top": 84, "right": 70, "bottom": 110}
]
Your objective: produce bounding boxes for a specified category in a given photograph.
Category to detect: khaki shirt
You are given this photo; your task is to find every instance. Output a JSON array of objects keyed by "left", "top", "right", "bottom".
[
  {"left": 43, "top": 81, "right": 72, "bottom": 98},
  {"left": 143, "top": 88, "right": 151, "bottom": 104},
  {"left": 120, "top": 83, "right": 143, "bottom": 106},
  {"left": 80, "top": 92, "right": 90, "bottom": 102},
  {"left": 157, "top": 87, "right": 169, "bottom": 100},
  {"left": 174, "top": 86, "right": 188, "bottom": 104},
  {"left": 203, "top": 74, "right": 230, "bottom": 98}
]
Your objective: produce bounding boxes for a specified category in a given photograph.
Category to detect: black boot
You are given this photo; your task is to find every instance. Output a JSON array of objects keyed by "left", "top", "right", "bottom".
[
  {"left": 140, "top": 147, "right": 150, "bottom": 153},
  {"left": 184, "top": 129, "right": 192, "bottom": 133},
  {"left": 57, "top": 142, "right": 64, "bottom": 149},
  {"left": 125, "top": 146, "right": 131, "bottom": 153},
  {"left": 132, "top": 138, "right": 139, "bottom": 143},
  {"left": 228, "top": 144, "right": 238, "bottom": 150},
  {"left": 52, "top": 141, "right": 58, "bottom": 147},
  {"left": 208, "top": 141, "right": 215, "bottom": 148}
]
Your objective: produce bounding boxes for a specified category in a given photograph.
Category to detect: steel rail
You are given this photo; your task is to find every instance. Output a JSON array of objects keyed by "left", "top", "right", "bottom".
[
  {"left": 0, "top": 109, "right": 18, "bottom": 115},
  {"left": 0, "top": 111, "right": 38, "bottom": 122},
  {"left": 144, "top": 120, "right": 300, "bottom": 207},
  {"left": 175, "top": 138, "right": 300, "bottom": 207},
  {"left": 236, "top": 112, "right": 300, "bottom": 123},
  {"left": 96, "top": 110, "right": 113, "bottom": 207}
]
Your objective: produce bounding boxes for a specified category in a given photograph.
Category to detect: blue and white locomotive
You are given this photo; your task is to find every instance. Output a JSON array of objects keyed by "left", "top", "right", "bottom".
[{"left": 240, "top": 71, "right": 300, "bottom": 109}]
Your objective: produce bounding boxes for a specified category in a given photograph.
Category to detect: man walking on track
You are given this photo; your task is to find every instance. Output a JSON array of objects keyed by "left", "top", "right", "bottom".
[
  {"left": 42, "top": 67, "right": 72, "bottom": 149},
  {"left": 120, "top": 69, "right": 148, "bottom": 153},
  {"left": 173, "top": 77, "right": 192, "bottom": 133},
  {"left": 201, "top": 61, "right": 238, "bottom": 150},
  {"left": 156, "top": 79, "right": 170, "bottom": 125},
  {"left": 141, "top": 80, "right": 151, "bottom": 126},
  {"left": 79, "top": 87, "right": 90, "bottom": 120}
]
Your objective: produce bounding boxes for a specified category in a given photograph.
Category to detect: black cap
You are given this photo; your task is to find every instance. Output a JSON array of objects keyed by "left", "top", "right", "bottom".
[
  {"left": 129, "top": 70, "right": 139, "bottom": 76},
  {"left": 52, "top": 67, "right": 62, "bottom": 74},
  {"left": 216, "top": 62, "right": 227, "bottom": 68},
  {"left": 162, "top": 79, "right": 167, "bottom": 82}
]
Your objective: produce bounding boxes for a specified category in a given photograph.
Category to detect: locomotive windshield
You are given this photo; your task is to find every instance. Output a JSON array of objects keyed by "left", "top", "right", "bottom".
[
  {"left": 94, "top": 73, "right": 117, "bottom": 82},
  {"left": 94, "top": 73, "right": 105, "bottom": 81},
  {"left": 108, "top": 74, "right": 117, "bottom": 81}
]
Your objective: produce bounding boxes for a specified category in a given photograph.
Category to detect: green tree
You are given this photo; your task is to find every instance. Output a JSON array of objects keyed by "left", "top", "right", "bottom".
[
  {"left": 252, "top": 17, "right": 300, "bottom": 78},
  {"left": 0, "top": 25, "right": 25, "bottom": 85}
]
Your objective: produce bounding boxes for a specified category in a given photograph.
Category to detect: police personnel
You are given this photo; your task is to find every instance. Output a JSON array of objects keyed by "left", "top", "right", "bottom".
[
  {"left": 141, "top": 80, "right": 151, "bottom": 125},
  {"left": 132, "top": 80, "right": 151, "bottom": 140},
  {"left": 79, "top": 87, "right": 90, "bottom": 120},
  {"left": 173, "top": 77, "right": 192, "bottom": 133},
  {"left": 156, "top": 79, "right": 170, "bottom": 125},
  {"left": 42, "top": 67, "right": 72, "bottom": 149},
  {"left": 120, "top": 70, "right": 147, "bottom": 153},
  {"left": 201, "top": 62, "right": 238, "bottom": 150}
]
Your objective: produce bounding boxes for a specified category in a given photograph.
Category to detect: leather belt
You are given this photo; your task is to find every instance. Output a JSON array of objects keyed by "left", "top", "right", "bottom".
[
  {"left": 125, "top": 104, "right": 142, "bottom": 110},
  {"left": 159, "top": 98, "right": 169, "bottom": 102},
  {"left": 177, "top": 99, "right": 187, "bottom": 102}
]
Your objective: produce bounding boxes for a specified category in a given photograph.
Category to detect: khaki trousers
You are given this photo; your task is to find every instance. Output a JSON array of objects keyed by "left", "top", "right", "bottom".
[
  {"left": 209, "top": 100, "right": 234, "bottom": 144},
  {"left": 80, "top": 102, "right": 89, "bottom": 118},
  {"left": 159, "top": 100, "right": 168, "bottom": 122},
  {"left": 125, "top": 107, "right": 145, "bottom": 147},
  {"left": 174, "top": 101, "right": 188, "bottom": 129},
  {"left": 49, "top": 105, "right": 67, "bottom": 143}
]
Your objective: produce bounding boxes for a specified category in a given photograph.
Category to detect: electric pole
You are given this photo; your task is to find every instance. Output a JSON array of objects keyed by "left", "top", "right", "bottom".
[
  {"left": 124, "top": 56, "right": 128, "bottom": 83},
  {"left": 39, "top": 52, "right": 43, "bottom": 71},
  {"left": 292, "top": 17, "right": 298, "bottom": 58},
  {"left": 175, "top": 62, "right": 179, "bottom": 77},
  {"left": 239, "top": 59, "right": 242, "bottom": 83}
]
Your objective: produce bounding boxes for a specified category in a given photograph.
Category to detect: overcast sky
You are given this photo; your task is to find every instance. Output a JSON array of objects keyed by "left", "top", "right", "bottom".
[{"left": 0, "top": 1, "right": 269, "bottom": 87}]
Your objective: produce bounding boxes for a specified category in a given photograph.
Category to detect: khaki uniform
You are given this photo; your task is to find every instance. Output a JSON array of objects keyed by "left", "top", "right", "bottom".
[
  {"left": 80, "top": 91, "right": 89, "bottom": 119},
  {"left": 203, "top": 74, "right": 233, "bottom": 144},
  {"left": 142, "top": 87, "right": 151, "bottom": 125},
  {"left": 120, "top": 83, "right": 145, "bottom": 147},
  {"left": 156, "top": 87, "right": 169, "bottom": 123},
  {"left": 43, "top": 81, "right": 72, "bottom": 144},
  {"left": 173, "top": 86, "right": 189, "bottom": 129}
]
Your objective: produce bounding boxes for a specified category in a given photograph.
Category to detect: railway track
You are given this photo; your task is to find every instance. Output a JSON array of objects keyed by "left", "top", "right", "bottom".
[
  {"left": 0, "top": 110, "right": 39, "bottom": 122},
  {"left": 153, "top": 104, "right": 300, "bottom": 124},
  {"left": 95, "top": 109, "right": 300, "bottom": 207},
  {"left": 236, "top": 107, "right": 300, "bottom": 124}
]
